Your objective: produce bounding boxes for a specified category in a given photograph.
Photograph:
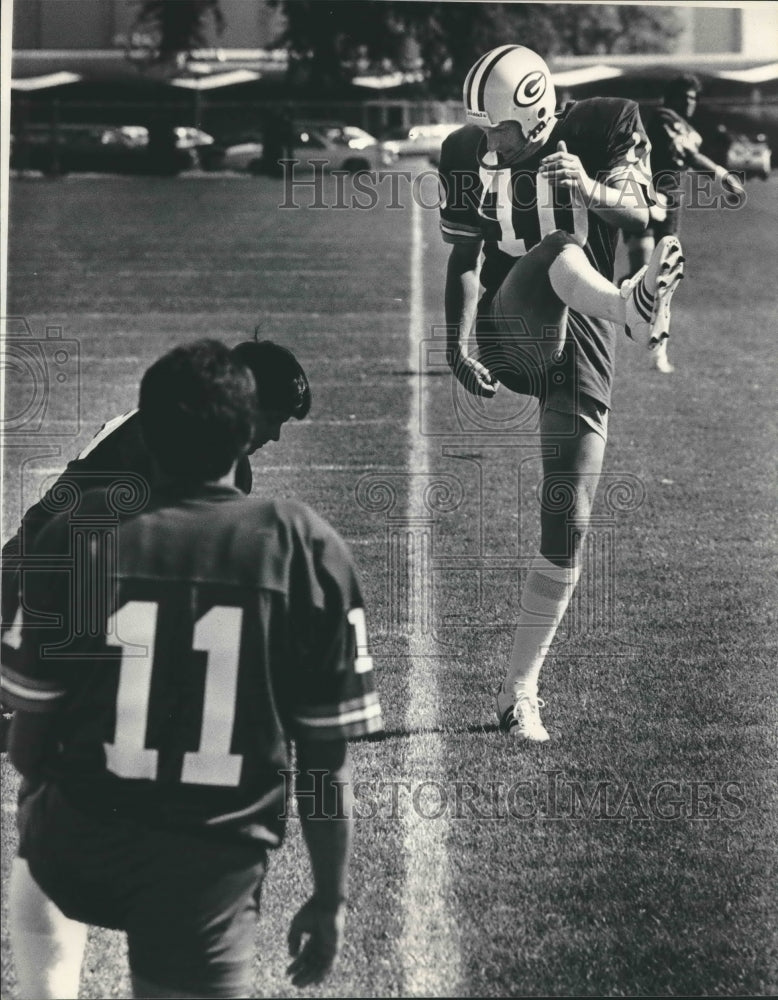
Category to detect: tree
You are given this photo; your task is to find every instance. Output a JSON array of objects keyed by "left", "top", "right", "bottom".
[
  {"left": 268, "top": 1, "right": 682, "bottom": 96},
  {"left": 267, "top": 1, "right": 409, "bottom": 91},
  {"left": 127, "top": 1, "right": 226, "bottom": 173},
  {"left": 131, "top": 0, "right": 226, "bottom": 67}
]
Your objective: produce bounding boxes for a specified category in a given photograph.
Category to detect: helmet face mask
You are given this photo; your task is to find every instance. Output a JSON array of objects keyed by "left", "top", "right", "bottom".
[{"left": 464, "top": 45, "right": 557, "bottom": 154}]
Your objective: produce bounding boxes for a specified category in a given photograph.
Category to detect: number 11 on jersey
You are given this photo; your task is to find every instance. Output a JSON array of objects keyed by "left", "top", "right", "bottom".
[{"left": 104, "top": 601, "right": 243, "bottom": 787}]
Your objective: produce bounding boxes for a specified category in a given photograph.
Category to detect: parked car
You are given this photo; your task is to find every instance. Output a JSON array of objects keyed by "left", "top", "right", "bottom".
[
  {"left": 381, "top": 123, "right": 461, "bottom": 161},
  {"left": 299, "top": 121, "right": 397, "bottom": 165},
  {"left": 720, "top": 126, "right": 771, "bottom": 180},
  {"left": 99, "top": 125, "right": 213, "bottom": 152},
  {"left": 173, "top": 126, "right": 215, "bottom": 152},
  {"left": 300, "top": 121, "right": 378, "bottom": 150},
  {"left": 219, "top": 123, "right": 390, "bottom": 175},
  {"left": 11, "top": 123, "right": 214, "bottom": 175},
  {"left": 701, "top": 123, "right": 772, "bottom": 181}
]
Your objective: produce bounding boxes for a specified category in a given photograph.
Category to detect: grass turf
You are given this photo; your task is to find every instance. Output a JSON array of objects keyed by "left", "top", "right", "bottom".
[{"left": 2, "top": 169, "right": 777, "bottom": 997}]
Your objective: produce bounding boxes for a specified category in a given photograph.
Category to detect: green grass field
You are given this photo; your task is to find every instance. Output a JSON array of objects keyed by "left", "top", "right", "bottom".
[{"left": 2, "top": 166, "right": 777, "bottom": 998}]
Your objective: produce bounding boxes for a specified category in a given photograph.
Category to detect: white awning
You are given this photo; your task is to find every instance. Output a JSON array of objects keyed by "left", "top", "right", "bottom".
[
  {"left": 11, "top": 71, "right": 82, "bottom": 91},
  {"left": 352, "top": 70, "right": 425, "bottom": 89},
  {"left": 169, "top": 69, "right": 261, "bottom": 90},
  {"left": 551, "top": 65, "right": 623, "bottom": 87},
  {"left": 714, "top": 62, "right": 778, "bottom": 84}
]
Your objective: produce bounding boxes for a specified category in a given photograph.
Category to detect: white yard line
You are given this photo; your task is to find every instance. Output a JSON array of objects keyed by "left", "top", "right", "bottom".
[{"left": 398, "top": 196, "right": 462, "bottom": 997}]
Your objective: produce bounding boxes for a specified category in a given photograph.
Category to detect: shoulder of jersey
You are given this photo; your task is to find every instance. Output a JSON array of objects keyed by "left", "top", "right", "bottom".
[
  {"left": 71, "top": 409, "right": 142, "bottom": 468},
  {"left": 234, "top": 494, "right": 342, "bottom": 544},
  {"left": 440, "top": 124, "right": 483, "bottom": 161},
  {"left": 561, "top": 96, "right": 635, "bottom": 130},
  {"left": 32, "top": 484, "right": 120, "bottom": 551}
]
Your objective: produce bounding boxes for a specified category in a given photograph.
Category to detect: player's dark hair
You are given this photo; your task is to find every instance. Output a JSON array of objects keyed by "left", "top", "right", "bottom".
[
  {"left": 231, "top": 338, "right": 311, "bottom": 420},
  {"left": 139, "top": 339, "right": 257, "bottom": 482},
  {"left": 664, "top": 74, "right": 701, "bottom": 101}
]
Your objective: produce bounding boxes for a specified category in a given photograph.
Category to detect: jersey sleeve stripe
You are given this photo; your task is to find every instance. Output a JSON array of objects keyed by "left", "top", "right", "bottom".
[
  {"left": 294, "top": 702, "right": 384, "bottom": 740},
  {"left": 0, "top": 667, "right": 66, "bottom": 712},
  {"left": 295, "top": 691, "right": 380, "bottom": 720},
  {"left": 440, "top": 220, "right": 483, "bottom": 243},
  {"left": 297, "top": 701, "right": 383, "bottom": 729}
]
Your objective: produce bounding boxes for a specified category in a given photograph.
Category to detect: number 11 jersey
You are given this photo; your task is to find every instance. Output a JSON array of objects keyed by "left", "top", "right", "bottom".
[{"left": 4, "top": 484, "right": 383, "bottom": 847}]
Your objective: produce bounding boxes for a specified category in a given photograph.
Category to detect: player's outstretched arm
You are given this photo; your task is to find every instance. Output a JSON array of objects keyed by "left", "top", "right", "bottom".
[
  {"left": 685, "top": 149, "right": 746, "bottom": 198},
  {"left": 539, "top": 141, "right": 650, "bottom": 233},
  {"left": 288, "top": 738, "right": 352, "bottom": 987},
  {"left": 445, "top": 241, "right": 498, "bottom": 397}
]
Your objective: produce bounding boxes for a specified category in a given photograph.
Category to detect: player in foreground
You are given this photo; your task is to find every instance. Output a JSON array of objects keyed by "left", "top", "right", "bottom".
[
  {"left": 0, "top": 338, "right": 311, "bottom": 743},
  {"left": 439, "top": 44, "right": 685, "bottom": 741},
  {"left": 2, "top": 339, "right": 382, "bottom": 999},
  {"left": 621, "top": 73, "right": 745, "bottom": 372}
]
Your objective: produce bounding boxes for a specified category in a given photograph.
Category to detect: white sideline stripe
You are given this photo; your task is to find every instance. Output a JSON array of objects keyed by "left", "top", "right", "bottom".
[
  {"left": 30, "top": 463, "right": 393, "bottom": 476},
  {"left": 27, "top": 311, "right": 408, "bottom": 319},
  {"left": 398, "top": 196, "right": 462, "bottom": 997},
  {"left": 91, "top": 269, "right": 349, "bottom": 278}
]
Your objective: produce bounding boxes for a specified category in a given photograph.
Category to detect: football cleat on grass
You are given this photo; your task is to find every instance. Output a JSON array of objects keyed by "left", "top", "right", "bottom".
[
  {"left": 621, "top": 236, "right": 685, "bottom": 350},
  {"left": 496, "top": 688, "right": 550, "bottom": 743},
  {"left": 649, "top": 341, "right": 675, "bottom": 374}
]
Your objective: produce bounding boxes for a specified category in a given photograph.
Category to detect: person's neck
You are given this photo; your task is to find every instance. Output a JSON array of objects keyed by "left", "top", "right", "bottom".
[{"left": 154, "top": 461, "right": 240, "bottom": 491}]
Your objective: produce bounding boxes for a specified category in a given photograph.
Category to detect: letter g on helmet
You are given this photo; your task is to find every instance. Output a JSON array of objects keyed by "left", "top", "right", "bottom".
[{"left": 514, "top": 70, "right": 547, "bottom": 107}]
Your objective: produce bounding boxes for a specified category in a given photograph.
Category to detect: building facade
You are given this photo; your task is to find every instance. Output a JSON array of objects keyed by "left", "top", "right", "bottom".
[{"left": 13, "top": 0, "right": 284, "bottom": 51}]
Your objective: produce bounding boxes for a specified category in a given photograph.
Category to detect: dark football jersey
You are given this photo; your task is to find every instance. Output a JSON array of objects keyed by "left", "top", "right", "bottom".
[
  {"left": 2, "top": 484, "right": 383, "bottom": 846},
  {"left": 438, "top": 98, "right": 653, "bottom": 409},
  {"left": 645, "top": 106, "right": 704, "bottom": 187},
  {"left": 439, "top": 98, "right": 653, "bottom": 291},
  {"left": 1, "top": 410, "right": 252, "bottom": 640}
]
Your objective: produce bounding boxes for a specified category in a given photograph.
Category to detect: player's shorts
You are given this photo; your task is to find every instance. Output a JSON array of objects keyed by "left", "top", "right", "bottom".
[
  {"left": 475, "top": 231, "right": 614, "bottom": 422},
  {"left": 18, "top": 781, "right": 269, "bottom": 998},
  {"left": 540, "top": 391, "right": 609, "bottom": 443}
]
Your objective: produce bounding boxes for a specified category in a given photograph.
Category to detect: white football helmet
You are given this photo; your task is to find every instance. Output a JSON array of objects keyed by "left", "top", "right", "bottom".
[{"left": 464, "top": 45, "right": 556, "bottom": 146}]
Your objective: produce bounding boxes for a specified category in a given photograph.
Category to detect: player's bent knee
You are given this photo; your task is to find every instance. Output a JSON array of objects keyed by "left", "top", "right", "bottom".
[
  {"left": 538, "top": 228, "right": 580, "bottom": 260},
  {"left": 478, "top": 233, "right": 571, "bottom": 394}
]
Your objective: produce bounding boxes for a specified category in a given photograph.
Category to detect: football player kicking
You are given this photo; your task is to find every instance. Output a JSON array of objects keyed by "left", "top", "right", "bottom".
[
  {"left": 2, "top": 339, "right": 383, "bottom": 999},
  {"left": 439, "top": 44, "right": 685, "bottom": 741},
  {"left": 0, "top": 338, "right": 311, "bottom": 744}
]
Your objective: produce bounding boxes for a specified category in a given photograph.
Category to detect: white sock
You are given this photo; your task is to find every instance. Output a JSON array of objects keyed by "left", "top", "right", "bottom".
[
  {"left": 501, "top": 554, "right": 581, "bottom": 699},
  {"left": 548, "top": 245, "right": 624, "bottom": 323},
  {"left": 650, "top": 338, "right": 671, "bottom": 367}
]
